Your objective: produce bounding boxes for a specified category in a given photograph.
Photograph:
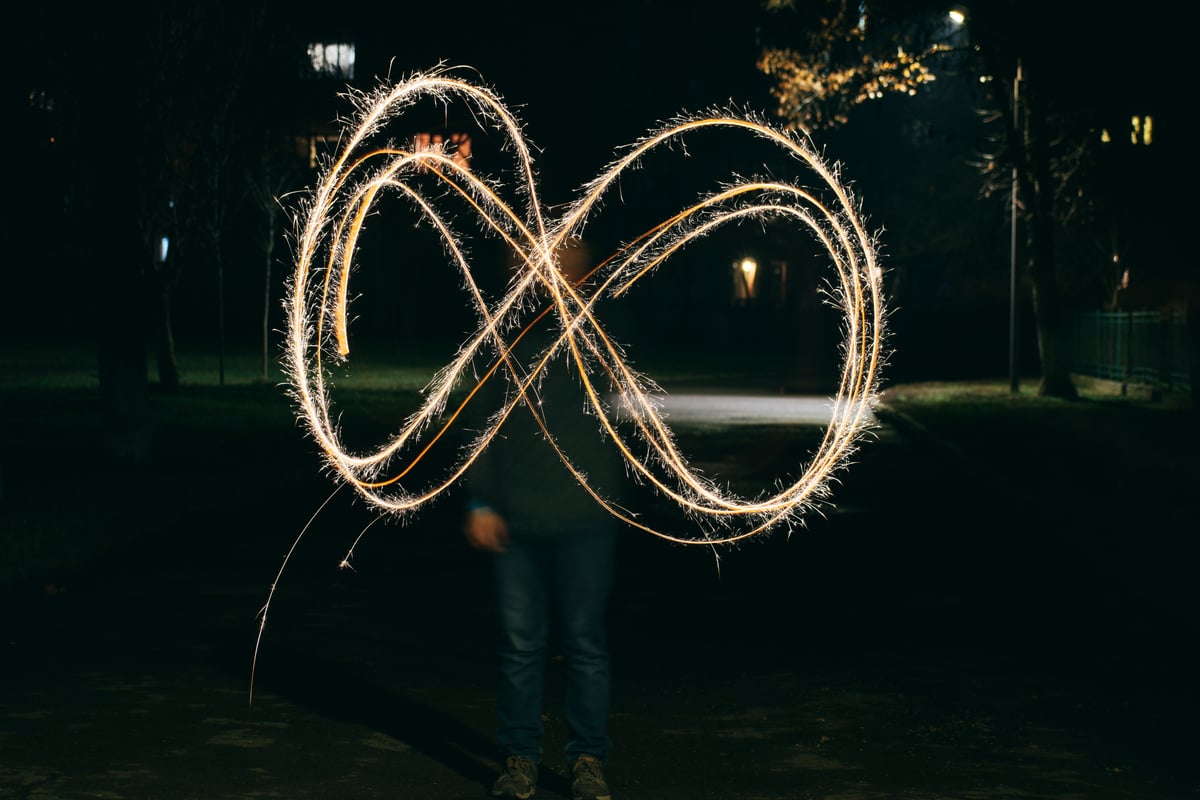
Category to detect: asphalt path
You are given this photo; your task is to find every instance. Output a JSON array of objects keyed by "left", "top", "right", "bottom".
[{"left": 2, "top": 389, "right": 1196, "bottom": 799}]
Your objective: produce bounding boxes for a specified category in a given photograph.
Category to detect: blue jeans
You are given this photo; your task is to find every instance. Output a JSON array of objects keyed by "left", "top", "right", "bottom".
[{"left": 491, "top": 523, "right": 616, "bottom": 763}]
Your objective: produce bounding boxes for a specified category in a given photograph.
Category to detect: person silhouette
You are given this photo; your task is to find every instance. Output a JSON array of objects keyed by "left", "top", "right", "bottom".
[{"left": 464, "top": 237, "right": 622, "bottom": 800}]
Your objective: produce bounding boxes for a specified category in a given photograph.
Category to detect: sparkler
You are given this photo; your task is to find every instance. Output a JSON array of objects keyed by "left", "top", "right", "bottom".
[{"left": 283, "top": 64, "right": 887, "bottom": 548}]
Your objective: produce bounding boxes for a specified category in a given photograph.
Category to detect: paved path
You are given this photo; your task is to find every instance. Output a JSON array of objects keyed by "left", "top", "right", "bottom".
[{"left": 2, "top": 395, "right": 1197, "bottom": 799}]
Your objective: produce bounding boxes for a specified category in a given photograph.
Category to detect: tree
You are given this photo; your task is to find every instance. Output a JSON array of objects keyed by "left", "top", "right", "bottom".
[
  {"left": 248, "top": 133, "right": 303, "bottom": 383},
  {"left": 16, "top": 7, "right": 159, "bottom": 460},
  {"left": 11, "top": 1, "right": 306, "bottom": 468},
  {"left": 240, "top": 13, "right": 313, "bottom": 385},
  {"left": 125, "top": 1, "right": 280, "bottom": 389},
  {"left": 756, "top": 0, "right": 1173, "bottom": 399}
]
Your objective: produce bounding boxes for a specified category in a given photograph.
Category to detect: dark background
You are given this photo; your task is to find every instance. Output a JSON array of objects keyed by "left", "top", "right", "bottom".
[
  {"left": 2, "top": 5, "right": 1197, "bottom": 798},
  {"left": 11, "top": 0, "right": 1183, "bottom": 387}
]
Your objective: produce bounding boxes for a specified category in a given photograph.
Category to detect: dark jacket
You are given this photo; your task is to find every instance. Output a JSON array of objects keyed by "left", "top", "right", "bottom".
[{"left": 465, "top": 315, "right": 625, "bottom": 538}]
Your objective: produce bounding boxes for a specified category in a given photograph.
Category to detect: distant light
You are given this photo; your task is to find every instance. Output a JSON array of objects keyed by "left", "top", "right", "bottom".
[
  {"left": 1127, "top": 115, "right": 1155, "bottom": 145},
  {"left": 158, "top": 236, "right": 170, "bottom": 264},
  {"left": 307, "top": 42, "right": 356, "bottom": 80},
  {"left": 735, "top": 257, "right": 759, "bottom": 301},
  {"left": 948, "top": 8, "right": 966, "bottom": 25},
  {"left": 413, "top": 131, "right": 474, "bottom": 169}
]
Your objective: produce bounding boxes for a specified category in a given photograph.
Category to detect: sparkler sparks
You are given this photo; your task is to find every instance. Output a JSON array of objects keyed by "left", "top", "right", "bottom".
[{"left": 283, "top": 64, "right": 887, "bottom": 548}]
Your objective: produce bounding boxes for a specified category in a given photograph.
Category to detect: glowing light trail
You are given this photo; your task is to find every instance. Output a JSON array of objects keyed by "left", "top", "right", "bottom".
[{"left": 284, "top": 65, "right": 887, "bottom": 548}]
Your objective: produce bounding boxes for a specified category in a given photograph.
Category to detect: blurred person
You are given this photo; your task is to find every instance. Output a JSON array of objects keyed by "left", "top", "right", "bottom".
[{"left": 464, "top": 238, "right": 623, "bottom": 800}]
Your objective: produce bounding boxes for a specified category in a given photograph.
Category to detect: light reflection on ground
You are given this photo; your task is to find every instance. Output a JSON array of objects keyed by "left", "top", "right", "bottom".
[{"left": 622, "top": 391, "right": 877, "bottom": 428}]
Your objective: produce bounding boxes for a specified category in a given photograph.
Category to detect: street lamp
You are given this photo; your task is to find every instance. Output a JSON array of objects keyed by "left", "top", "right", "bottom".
[
  {"left": 950, "top": 5, "right": 1020, "bottom": 393},
  {"left": 734, "top": 257, "right": 758, "bottom": 303}
]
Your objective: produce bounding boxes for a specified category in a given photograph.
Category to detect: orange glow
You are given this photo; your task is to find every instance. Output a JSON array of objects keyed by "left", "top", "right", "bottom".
[
  {"left": 735, "top": 258, "right": 758, "bottom": 301},
  {"left": 414, "top": 131, "right": 473, "bottom": 168}
]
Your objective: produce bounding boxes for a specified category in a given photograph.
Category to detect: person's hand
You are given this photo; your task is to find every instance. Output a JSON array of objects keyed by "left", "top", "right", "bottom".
[{"left": 465, "top": 508, "right": 509, "bottom": 553}]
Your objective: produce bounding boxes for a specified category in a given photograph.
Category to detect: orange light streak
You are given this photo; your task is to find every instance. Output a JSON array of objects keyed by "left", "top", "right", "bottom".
[{"left": 283, "top": 65, "right": 887, "bottom": 547}]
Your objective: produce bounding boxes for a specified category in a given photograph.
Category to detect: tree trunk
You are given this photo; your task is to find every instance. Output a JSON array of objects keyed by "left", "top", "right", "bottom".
[
  {"left": 216, "top": 246, "right": 226, "bottom": 387},
  {"left": 1188, "top": 278, "right": 1199, "bottom": 415},
  {"left": 153, "top": 284, "right": 180, "bottom": 391},
  {"left": 97, "top": 325, "right": 151, "bottom": 465},
  {"left": 1027, "top": 212, "right": 1077, "bottom": 400},
  {"left": 96, "top": 255, "right": 152, "bottom": 465},
  {"left": 1022, "top": 67, "right": 1077, "bottom": 401}
]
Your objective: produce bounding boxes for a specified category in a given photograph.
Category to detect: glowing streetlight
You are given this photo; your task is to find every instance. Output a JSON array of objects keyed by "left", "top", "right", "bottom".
[
  {"left": 735, "top": 257, "right": 759, "bottom": 301},
  {"left": 948, "top": 4, "right": 1020, "bottom": 392}
]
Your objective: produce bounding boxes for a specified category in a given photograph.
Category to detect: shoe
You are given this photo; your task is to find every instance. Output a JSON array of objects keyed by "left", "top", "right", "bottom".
[
  {"left": 569, "top": 755, "right": 611, "bottom": 800},
  {"left": 491, "top": 755, "right": 538, "bottom": 799}
]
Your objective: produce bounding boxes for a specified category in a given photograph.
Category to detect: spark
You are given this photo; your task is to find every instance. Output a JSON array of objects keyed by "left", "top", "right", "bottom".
[{"left": 283, "top": 64, "right": 887, "bottom": 549}]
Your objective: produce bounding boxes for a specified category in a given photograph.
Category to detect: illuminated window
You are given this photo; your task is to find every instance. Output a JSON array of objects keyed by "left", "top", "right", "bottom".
[
  {"left": 307, "top": 42, "right": 356, "bottom": 80},
  {"left": 1101, "top": 116, "right": 1153, "bottom": 146},
  {"left": 1130, "top": 115, "right": 1153, "bottom": 145},
  {"left": 732, "top": 258, "right": 758, "bottom": 303},
  {"left": 732, "top": 257, "right": 789, "bottom": 306},
  {"left": 413, "top": 131, "right": 473, "bottom": 170}
]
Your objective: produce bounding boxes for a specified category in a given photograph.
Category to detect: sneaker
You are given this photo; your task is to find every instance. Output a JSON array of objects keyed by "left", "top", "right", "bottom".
[
  {"left": 569, "top": 755, "right": 611, "bottom": 800},
  {"left": 491, "top": 755, "right": 538, "bottom": 799}
]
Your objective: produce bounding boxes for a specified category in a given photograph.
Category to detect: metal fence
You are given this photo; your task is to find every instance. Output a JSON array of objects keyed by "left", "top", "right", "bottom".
[{"left": 1070, "top": 311, "right": 1191, "bottom": 393}]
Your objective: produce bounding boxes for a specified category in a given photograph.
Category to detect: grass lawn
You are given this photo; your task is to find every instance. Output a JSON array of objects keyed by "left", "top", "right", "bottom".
[{"left": 2, "top": 339, "right": 1193, "bottom": 590}]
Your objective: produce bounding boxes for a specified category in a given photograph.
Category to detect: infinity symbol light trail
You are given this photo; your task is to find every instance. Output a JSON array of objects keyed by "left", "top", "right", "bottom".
[{"left": 285, "top": 66, "right": 886, "bottom": 546}]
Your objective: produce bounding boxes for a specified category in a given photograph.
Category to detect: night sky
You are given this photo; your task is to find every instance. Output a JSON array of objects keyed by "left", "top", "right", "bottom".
[{"left": 347, "top": 0, "right": 772, "bottom": 199}]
